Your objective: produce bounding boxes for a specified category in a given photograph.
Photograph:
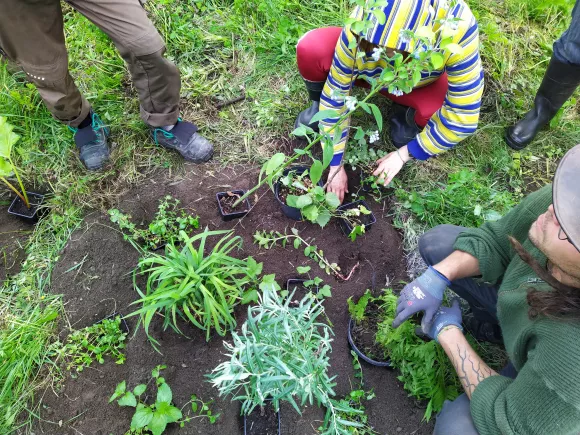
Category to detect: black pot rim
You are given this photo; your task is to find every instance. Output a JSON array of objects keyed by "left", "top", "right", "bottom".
[
  {"left": 216, "top": 190, "right": 251, "bottom": 220},
  {"left": 347, "top": 318, "right": 391, "bottom": 367},
  {"left": 243, "top": 399, "right": 281, "bottom": 435},
  {"left": 273, "top": 165, "right": 324, "bottom": 216},
  {"left": 7, "top": 192, "right": 46, "bottom": 220},
  {"left": 337, "top": 200, "right": 377, "bottom": 235},
  {"left": 286, "top": 278, "right": 319, "bottom": 294}
]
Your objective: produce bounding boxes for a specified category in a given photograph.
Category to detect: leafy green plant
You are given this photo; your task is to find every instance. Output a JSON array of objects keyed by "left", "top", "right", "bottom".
[
  {"left": 51, "top": 316, "right": 126, "bottom": 376},
  {"left": 0, "top": 116, "right": 29, "bottom": 208},
  {"left": 277, "top": 168, "right": 340, "bottom": 226},
  {"left": 348, "top": 290, "right": 373, "bottom": 323},
  {"left": 320, "top": 388, "right": 377, "bottom": 435},
  {"left": 129, "top": 229, "right": 262, "bottom": 348},
  {"left": 109, "top": 195, "right": 199, "bottom": 251},
  {"left": 340, "top": 204, "right": 373, "bottom": 242},
  {"left": 110, "top": 365, "right": 217, "bottom": 435},
  {"left": 395, "top": 169, "right": 517, "bottom": 228},
  {"left": 283, "top": 265, "right": 332, "bottom": 300},
  {"left": 254, "top": 228, "right": 344, "bottom": 277},
  {"left": 209, "top": 287, "right": 367, "bottom": 434}
]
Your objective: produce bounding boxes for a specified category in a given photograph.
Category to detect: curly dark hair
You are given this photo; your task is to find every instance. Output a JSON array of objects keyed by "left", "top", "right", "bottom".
[{"left": 509, "top": 236, "right": 580, "bottom": 320}]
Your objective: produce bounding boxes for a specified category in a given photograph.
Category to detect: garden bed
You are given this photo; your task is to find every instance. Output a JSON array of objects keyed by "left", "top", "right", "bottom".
[
  {"left": 0, "top": 196, "right": 31, "bottom": 283},
  {"left": 36, "top": 164, "right": 433, "bottom": 435}
]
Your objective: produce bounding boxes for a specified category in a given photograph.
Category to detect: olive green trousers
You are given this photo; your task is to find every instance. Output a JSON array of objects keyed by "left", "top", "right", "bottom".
[{"left": 0, "top": 0, "right": 180, "bottom": 127}]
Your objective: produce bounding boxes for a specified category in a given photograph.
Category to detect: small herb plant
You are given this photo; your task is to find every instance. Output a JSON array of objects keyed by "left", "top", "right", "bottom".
[
  {"left": 209, "top": 288, "right": 367, "bottom": 434},
  {"left": 277, "top": 168, "right": 340, "bottom": 227},
  {"left": 0, "top": 116, "right": 29, "bottom": 208},
  {"left": 110, "top": 365, "right": 218, "bottom": 435},
  {"left": 320, "top": 388, "right": 377, "bottom": 435},
  {"left": 340, "top": 204, "right": 373, "bottom": 241},
  {"left": 51, "top": 316, "right": 126, "bottom": 377},
  {"left": 283, "top": 265, "right": 332, "bottom": 300},
  {"left": 130, "top": 229, "right": 262, "bottom": 348},
  {"left": 109, "top": 195, "right": 199, "bottom": 251}
]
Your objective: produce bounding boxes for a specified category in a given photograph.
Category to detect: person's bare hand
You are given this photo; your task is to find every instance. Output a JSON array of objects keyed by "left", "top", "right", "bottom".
[
  {"left": 373, "top": 146, "right": 411, "bottom": 186},
  {"left": 326, "top": 166, "right": 348, "bottom": 204}
]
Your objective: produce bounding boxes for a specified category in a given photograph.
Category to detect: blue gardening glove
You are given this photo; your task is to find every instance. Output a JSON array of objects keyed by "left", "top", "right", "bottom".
[
  {"left": 422, "top": 299, "right": 463, "bottom": 342},
  {"left": 392, "top": 266, "right": 451, "bottom": 328}
]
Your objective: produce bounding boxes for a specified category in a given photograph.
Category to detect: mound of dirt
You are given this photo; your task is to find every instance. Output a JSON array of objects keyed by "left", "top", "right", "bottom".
[{"left": 37, "top": 164, "right": 433, "bottom": 435}]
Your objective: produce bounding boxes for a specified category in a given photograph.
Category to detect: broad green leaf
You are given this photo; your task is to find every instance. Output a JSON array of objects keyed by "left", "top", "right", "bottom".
[
  {"left": 322, "top": 139, "right": 334, "bottom": 168},
  {"left": 291, "top": 126, "right": 308, "bottom": 137},
  {"left": 0, "top": 158, "right": 13, "bottom": 177},
  {"left": 156, "top": 401, "right": 183, "bottom": 423},
  {"left": 131, "top": 405, "right": 154, "bottom": 429},
  {"left": 359, "top": 102, "right": 371, "bottom": 114},
  {"left": 133, "top": 384, "right": 147, "bottom": 396},
  {"left": 309, "top": 109, "right": 337, "bottom": 125},
  {"left": 297, "top": 266, "right": 311, "bottom": 274},
  {"left": 293, "top": 238, "right": 301, "bottom": 249},
  {"left": 315, "top": 210, "right": 331, "bottom": 228},
  {"left": 156, "top": 382, "right": 172, "bottom": 404},
  {"left": 372, "top": 9, "right": 387, "bottom": 25},
  {"left": 148, "top": 411, "right": 168, "bottom": 435},
  {"left": 302, "top": 204, "right": 319, "bottom": 222},
  {"left": 430, "top": 52, "right": 444, "bottom": 69},
  {"left": 381, "top": 70, "right": 395, "bottom": 82},
  {"left": 319, "top": 285, "right": 332, "bottom": 298},
  {"left": 412, "top": 69, "right": 422, "bottom": 86},
  {"left": 369, "top": 104, "right": 383, "bottom": 131},
  {"left": 309, "top": 160, "right": 323, "bottom": 186},
  {"left": 109, "top": 381, "right": 127, "bottom": 403},
  {"left": 0, "top": 116, "right": 19, "bottom": 159},
  {"left": 444, "top": 43, "right": 464, "bottom": 55},
  {"left": 415, "top": 26, "right": 435, "bottom": 42},
  {"left": 295, "top": 194, "right": 313, "bottom": 209},
  {"left": 242, "top": 289, "right": 258, "bottom": 304},
  {"left": 118, "top": 392, "right": 137, "bottom": 407},
  {"left": 286, "top": 194, "right": 299, "bottom": 208},
  {"left": 265, "top": 153, "right": 286, "bottom": 176},
  {"left": 325, "top": 192, "right": 340, "bottom": 209}
]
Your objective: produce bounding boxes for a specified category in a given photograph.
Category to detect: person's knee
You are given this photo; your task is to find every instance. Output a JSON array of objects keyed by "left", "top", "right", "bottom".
[
  {"left": 419, "top": 224, "right": 463, "bottom": 266},
  {"left": 433, "top": 395, "right": 478, "bottom": 435},
  {"left": 296, "top": 27, "right": 341, "bottom": 80}
]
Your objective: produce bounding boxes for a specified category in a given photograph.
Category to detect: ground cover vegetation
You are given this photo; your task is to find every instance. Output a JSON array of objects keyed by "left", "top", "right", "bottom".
[{"left": 0, "top": 0, "right": 579, "bottom": 432}]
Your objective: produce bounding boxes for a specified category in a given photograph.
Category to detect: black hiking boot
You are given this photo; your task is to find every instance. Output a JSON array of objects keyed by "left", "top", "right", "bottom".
[
  {"left": 150, "top": 119, "right": 213, "bottom": 163},
  {"left": 463, "top": 314, "right": 503, "bottom": 345},
  {"left": 294, "top": 79, "right": 325, "bottom": 132},
  {"left": 390, "top": 104, "right": 420, "bottom": 148},
  {"left": 71, "top": 111, "right": 110, "bottom": 171},
  {"left": 505, "top": 57, "right": 580, "bottom": 150}
]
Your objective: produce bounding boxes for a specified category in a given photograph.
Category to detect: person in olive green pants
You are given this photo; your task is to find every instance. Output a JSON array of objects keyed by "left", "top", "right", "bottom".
[{"left": 0, "top": 0, "right": 213, "bottom": 170}]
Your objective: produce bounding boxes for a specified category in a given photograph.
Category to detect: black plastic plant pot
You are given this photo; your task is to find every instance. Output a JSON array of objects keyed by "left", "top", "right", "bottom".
[
  {"left": 244, "top": 400, "right": 281, "bottom": 435},
  {"left": 286, "top": 279, "right": 319, "bottom": 295},
  {"left": 7, "top": 192, "right": 45, "bottom": 224},
  {"left": 337, "top": 200, "right": 377, "bottom": 238},
  {"left": 274, "top": 166, "right": 323, "bottom": 221},
  {"left": 103, "top": 313, "right": 130, "bottom": 334},
  {"left": 347, "top": 318, "right": 391, "bottom": 367},
  {"left": 216, "top": 190, "right": 251, "bottom": 221}
]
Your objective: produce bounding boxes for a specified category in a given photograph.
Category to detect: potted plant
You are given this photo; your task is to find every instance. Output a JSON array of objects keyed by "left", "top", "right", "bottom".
[
  {"left": 347, "top": 290, "right": 391, "bottom": 367},
  {"left": 0, "top": 116, "right": 45, "bottom": 223},
  {"left": 209, "top": 287, "right": 368, "bottom": 434},
  {"left": 216, "top": 190, "right": 251, "bottom": 221},
  {"left": 337, "top": 200, "right": 377, "bottom": 241}
]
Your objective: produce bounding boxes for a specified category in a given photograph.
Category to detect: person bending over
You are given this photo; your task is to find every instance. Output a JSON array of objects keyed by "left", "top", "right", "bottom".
[
  {"left": 0, "top": 0, "right": 213, "bottom": 171},
  {"left": 295, "top": 0, "right": 484, "bottom": 203},
  {"left": 394, "top": 144, "right": 580, "bottom": 434}
]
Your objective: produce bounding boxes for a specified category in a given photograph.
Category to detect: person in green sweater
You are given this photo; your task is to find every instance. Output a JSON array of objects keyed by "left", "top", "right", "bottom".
[{"left": 392, "top": 144, "right": 580, "bottom": 434}]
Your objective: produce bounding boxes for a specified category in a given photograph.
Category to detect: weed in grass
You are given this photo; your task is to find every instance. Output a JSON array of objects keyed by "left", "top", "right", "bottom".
[
  {"left": 50, "top": 316, "right": 127, "bottom": 377},
  {"left": 130, "top": 229, "right": 263, "bottom": 348}
]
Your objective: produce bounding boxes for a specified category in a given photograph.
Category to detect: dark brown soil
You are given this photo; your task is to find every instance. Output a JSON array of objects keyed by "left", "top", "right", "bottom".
[
  {"left": 351, "top": 302, "right": 389, "bottom": 363},
  {"left": 218, "top": 191, "right": 249, "bottom": 214},
  {"left": 34, "top": 164, "right": 433, "bottom": 435},
  {"left": 0, "top": 196, "right": 32, "bottom": 283},
  {"left": 245, "top": 403, "right": 279, "bottom": 435},
  {"left": 8, "top": 192, "right": 43, "bottom": 217}
]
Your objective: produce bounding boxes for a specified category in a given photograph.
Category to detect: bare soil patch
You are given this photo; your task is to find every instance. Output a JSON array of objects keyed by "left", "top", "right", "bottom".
[
  {"left": 0, "top": 196, "right": 32, "bottom": 283},
  {"left": 36, "top": 164, "right": 433, "bottom": 435}
]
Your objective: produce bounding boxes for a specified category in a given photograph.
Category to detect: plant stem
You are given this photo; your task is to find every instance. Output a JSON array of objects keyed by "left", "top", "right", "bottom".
[
  {"left": 0, "top": 176, "right": 27, "bottom": 207},
  {"left": 8, "top": 157, "right": 29, "bottom": 208}
]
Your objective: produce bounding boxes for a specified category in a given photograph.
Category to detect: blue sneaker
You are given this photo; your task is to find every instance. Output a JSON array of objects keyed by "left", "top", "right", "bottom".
[
  {"left": 70, "top": 111, "right": 110, "bottom": 170},
  {"left": 151, "top": 119, "right": 213, "bottom": 163}
]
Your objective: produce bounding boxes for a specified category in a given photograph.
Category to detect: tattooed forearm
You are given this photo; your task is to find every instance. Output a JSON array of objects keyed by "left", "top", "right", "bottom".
[{"left": 439, "top": 328, "right": 498, "bottom": 399}]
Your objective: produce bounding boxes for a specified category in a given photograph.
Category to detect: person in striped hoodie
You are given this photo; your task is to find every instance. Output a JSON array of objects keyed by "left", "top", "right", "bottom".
[{"left": 295, "top": 0, "right": 484, "bottom": 203}]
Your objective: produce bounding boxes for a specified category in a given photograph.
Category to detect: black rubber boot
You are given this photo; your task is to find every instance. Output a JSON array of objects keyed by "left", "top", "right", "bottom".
[
  {"left": 71, "top": 111, "right": 110, "bottom": 171},
  {"left": 390, "top": 104, "right": 420, "bottom": 148},
  {"left": 505, "top": 57, "right": 580, "bottom": 150},
  {"left": 151, "top": 120, "right": 213, "bottom": 163},
  {"left": 463, "top": 313, "right": 503, "bottom": 345},
  {"left": 294, "top": 79, "right": 325, "bottom": 132}
]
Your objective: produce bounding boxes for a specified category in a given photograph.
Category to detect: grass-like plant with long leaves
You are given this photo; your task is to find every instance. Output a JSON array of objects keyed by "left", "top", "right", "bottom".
[
  {"left": 208, "top": 288, "right": 369, "bottom": 434},
  {"left": 129, "top": 229, "right": 262, "bottom": 349}
]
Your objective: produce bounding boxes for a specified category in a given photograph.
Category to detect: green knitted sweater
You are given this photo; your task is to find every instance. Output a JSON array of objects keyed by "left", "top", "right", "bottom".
[{"left": 453, "top": 185, "right": 580, "bottom": 435}]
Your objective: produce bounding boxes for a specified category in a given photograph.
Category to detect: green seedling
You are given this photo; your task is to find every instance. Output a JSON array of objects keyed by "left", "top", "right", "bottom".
[{"left": 0, "top": 116, "right": 29, "bottom": 208}]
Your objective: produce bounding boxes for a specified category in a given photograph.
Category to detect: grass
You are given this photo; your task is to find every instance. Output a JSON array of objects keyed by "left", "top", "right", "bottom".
[{"left": 0, "top": 0, "right": 578, "bottom": 431}]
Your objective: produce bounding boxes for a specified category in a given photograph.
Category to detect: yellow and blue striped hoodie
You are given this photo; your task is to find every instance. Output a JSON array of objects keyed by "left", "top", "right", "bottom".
[{"left": 321, "top": 0, "right": 484, "bottom": 163}]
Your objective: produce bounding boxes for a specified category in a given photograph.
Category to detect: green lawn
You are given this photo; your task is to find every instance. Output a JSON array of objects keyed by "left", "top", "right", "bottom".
[{"left": 1, "top": 0, "right": 579, "bottom": 431}]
